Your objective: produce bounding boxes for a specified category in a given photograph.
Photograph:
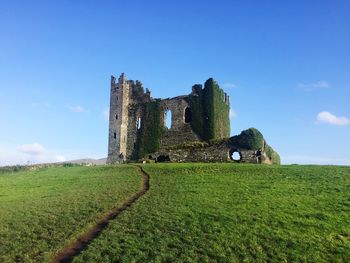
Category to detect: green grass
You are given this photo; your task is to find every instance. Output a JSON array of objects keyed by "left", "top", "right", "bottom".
[
  {"left": 74, "top": 163, "right": 350, "bottom": 262},
  {"left": 0, "top": 165, "right": 142, "bottom": 263}
]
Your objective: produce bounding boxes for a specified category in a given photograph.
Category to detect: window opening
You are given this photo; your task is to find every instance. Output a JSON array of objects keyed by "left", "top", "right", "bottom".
[
  {"left": 137, "top": 117, "right": 142, "bottom": 130},
  {"left": 230, "top": 149, "right": 241, "bottom": 162},
  {"left": 165, "top": 110, "right": 172, "bottom": 129},
  {"left": 185, "top": 107, "right": 192, "bottom": 123}
]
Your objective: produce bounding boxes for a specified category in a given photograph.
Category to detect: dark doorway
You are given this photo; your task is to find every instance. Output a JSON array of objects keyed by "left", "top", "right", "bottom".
[
  {"left": 156, "top": 155, "right": 170, "bottom": 162},
  {"left": 185, "top": 107, "right": 192, "bottom": 123}
]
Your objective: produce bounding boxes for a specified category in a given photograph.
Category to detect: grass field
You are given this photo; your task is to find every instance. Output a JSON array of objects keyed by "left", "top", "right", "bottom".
[
  {"left": 74, "top": 164, "right": 350, "bottom": 263},
  {"left": 0, "top": 165, "right": 142, "bottom": 263},
  {"left": 1, "top": 164, "right": 349, "bottom": 262}
]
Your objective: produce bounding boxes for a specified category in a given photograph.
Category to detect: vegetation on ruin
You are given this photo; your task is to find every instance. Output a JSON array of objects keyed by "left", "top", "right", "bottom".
[
  {"left": 204, "top": 78, "right": 230, "bottom": 139},
  {"left": 165, "top": 140, "right": 213, "bottom": 150},
  {"left": 187, "top": 79, "right": 230, "bottom": 141},
  {"left": 164, "top": 138, "right": 233, "bottom": 150},
  {"left": 75, "top": 163, "right": 350, "bottom": 262},
  {"left": 230, "top": 127, "right": 264, "bottom": 150},
  {"left": 265, "top": 144, "right": 281, "bottom": 165},
  {"left": 134, "top": 99, "right": 164, "bottom": 159},
  {"left": 0, "top": 165, "right": 141, "bottom": 262},
  {"left": 229, "top": 128, "right": 280, "bottom": 164},
  {"left": 187, "top": 84, "right": 206, "bottom": 139}
]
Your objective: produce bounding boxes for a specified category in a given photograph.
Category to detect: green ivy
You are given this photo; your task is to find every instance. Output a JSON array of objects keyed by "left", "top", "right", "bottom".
[
  {"left": 204, "top": 78, "right": 230, "bottom": 139},
  {"left": 186, "top": 79, "right": 230, "bottom": 141},
  {"left": 186, "top": 84, "right": 205, "bottom": 139},
  {"left": 230, "top": 128, "right": 264, "bottom": 150},
  {"left": 135, "top": 100, "right": 164, "bottom": 159},
  {"left": 265, "top": 144, "right": 281, "bottom": 165}
]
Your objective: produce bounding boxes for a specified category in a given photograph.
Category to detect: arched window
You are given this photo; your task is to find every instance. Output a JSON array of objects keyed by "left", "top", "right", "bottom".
[
  {"left": 185, "top": 107, "right": 192, "bottom": 123},
  {"left": 115, "top": 114, "right": 118, "bottom": 120}
]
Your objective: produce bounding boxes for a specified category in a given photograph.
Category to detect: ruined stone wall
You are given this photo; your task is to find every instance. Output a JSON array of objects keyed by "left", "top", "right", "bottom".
[
  {"left": 152, "top": 143, "right": 230, "bottom": 163},
  {"left": 159, "top": 97, "right": 200, "bottom": 148},
  {"left": 107, "top": 74, "right": 130, "bottom": 164},
  {"left": 125, "top": 81, "right": 152, "bottom": 159},
  {"left": 107, "top": 74, "right": 152, "bottom": 163},
  {"left": 126, "top": 104, "right": 141, "bottom": 159},
  {"left": 151, "top": 143, "right": 273, "bottom": 164},
  {"left": 108, "top": 74, "right": 279, "bottom": 164},
  {"left": 187, "top": 79, "right": 230, "bottom": 140},
  {"left": 107, "top": 76, "right": 119, "bottom": 163}
]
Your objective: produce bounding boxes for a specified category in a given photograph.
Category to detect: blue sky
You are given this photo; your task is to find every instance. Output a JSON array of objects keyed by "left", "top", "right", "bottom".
[{"left": 0, "top": 0, "right": 349, "bottom": 165}]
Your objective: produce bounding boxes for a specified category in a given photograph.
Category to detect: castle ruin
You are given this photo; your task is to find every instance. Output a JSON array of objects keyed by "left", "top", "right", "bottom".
[{"left": 107, "top": 73, "right": 280, "bottom": 164}]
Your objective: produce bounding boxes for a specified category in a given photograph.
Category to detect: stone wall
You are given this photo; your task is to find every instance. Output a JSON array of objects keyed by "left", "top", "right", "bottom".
[
  {"left": 159, "top": 97, "right": 200, "bottom": 148},
  {"left": 107, "top": 74, "right": 152, "bottom": 163},
  {"left": 150, "top": 143, "right": 274, "bottom": 164},
  {"left": 107, "top": 74, "right": 130, "bottom": 164},
  {"left": 125, "top": 81, "right": 152, "bottom": 159},
  {"left": 107, "top": 74, "right": 278, "bottom": 165},
  {"left": 151, "top": 143, "right": 230, "bottom": 163}
]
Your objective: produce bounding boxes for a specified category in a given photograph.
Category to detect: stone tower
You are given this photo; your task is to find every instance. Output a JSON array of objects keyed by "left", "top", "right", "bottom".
[{"left": 107, "top": 73, "right": 130, "bottom": 164}]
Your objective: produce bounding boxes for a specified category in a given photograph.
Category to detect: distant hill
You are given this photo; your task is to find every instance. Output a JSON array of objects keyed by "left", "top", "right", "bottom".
[{"left": 63, "top": 158, "right": 107, "bottom": 165}]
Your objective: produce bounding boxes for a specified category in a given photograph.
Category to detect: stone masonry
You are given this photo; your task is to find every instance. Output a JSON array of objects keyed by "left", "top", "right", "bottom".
[{"left": 107, "top": 73, "right": 279, "bottom": 164}]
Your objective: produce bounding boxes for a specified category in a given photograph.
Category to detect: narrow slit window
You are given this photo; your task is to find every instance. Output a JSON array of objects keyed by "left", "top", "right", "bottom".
[{"left": 137, "top": 117, "right": 142, "bottom": 130}]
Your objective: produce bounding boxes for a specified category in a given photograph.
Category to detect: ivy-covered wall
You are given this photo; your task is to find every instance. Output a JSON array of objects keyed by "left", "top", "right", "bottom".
[
  {"left": 205, "top": 78, "right": 230, "bottom": 139},
  {"left": 230, "top": 128, "right": 281, "bottom": 164},
  {"left": 187, "top": 79, "right": 230, "bottom": 141},
  {"left": 265, "top": 145, "right": 281, "bottom": 165},
  {"left": 134, "top": 100, "right": 164, "bottom": 159},
  {"left": 186, "top": 84, "right": 205, "bottom": 139},
  {"left": 230, "top": 128, "right": 264, "bottom": 150}
]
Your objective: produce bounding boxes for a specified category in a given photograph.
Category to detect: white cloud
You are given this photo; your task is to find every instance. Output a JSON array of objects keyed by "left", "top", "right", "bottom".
[
  {"left": 222, "top": 83, "right": 237, "bottom": 89},
  {"left": 298, "top": 81, "right": 330, "bottom": 91},
  {"left": 0, "top": 143, "right": 69, "bottom": 166},
  {"left": 229, "top": 109, "right": 237, "bottom": 119},
  {"left": 316, "top": 111, "right": 349, "bottom": 126},
  {"left": 55, "top": 155, "right": 66, "bottom": 162},
  {"left": 17, "top": 143, "right": 46, "bottom": 156},
  {"left": 102, "top": 108, "right": 109, "bottom": 122},
  {"left": 66, "top": 105, "right": 87, "bottom": 113}
]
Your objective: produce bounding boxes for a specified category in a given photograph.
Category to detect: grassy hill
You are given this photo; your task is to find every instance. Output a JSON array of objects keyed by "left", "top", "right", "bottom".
[
  {"left": 0, "top": 165, "right": 142, "bottom": 262},
  {"left": 1, "top": 164, "right": 349, "bottom": 262}
]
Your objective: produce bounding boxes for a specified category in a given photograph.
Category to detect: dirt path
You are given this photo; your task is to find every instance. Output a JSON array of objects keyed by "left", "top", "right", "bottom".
[{"left": 51, "top": 165, "right": 150, "bottom": 263}]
